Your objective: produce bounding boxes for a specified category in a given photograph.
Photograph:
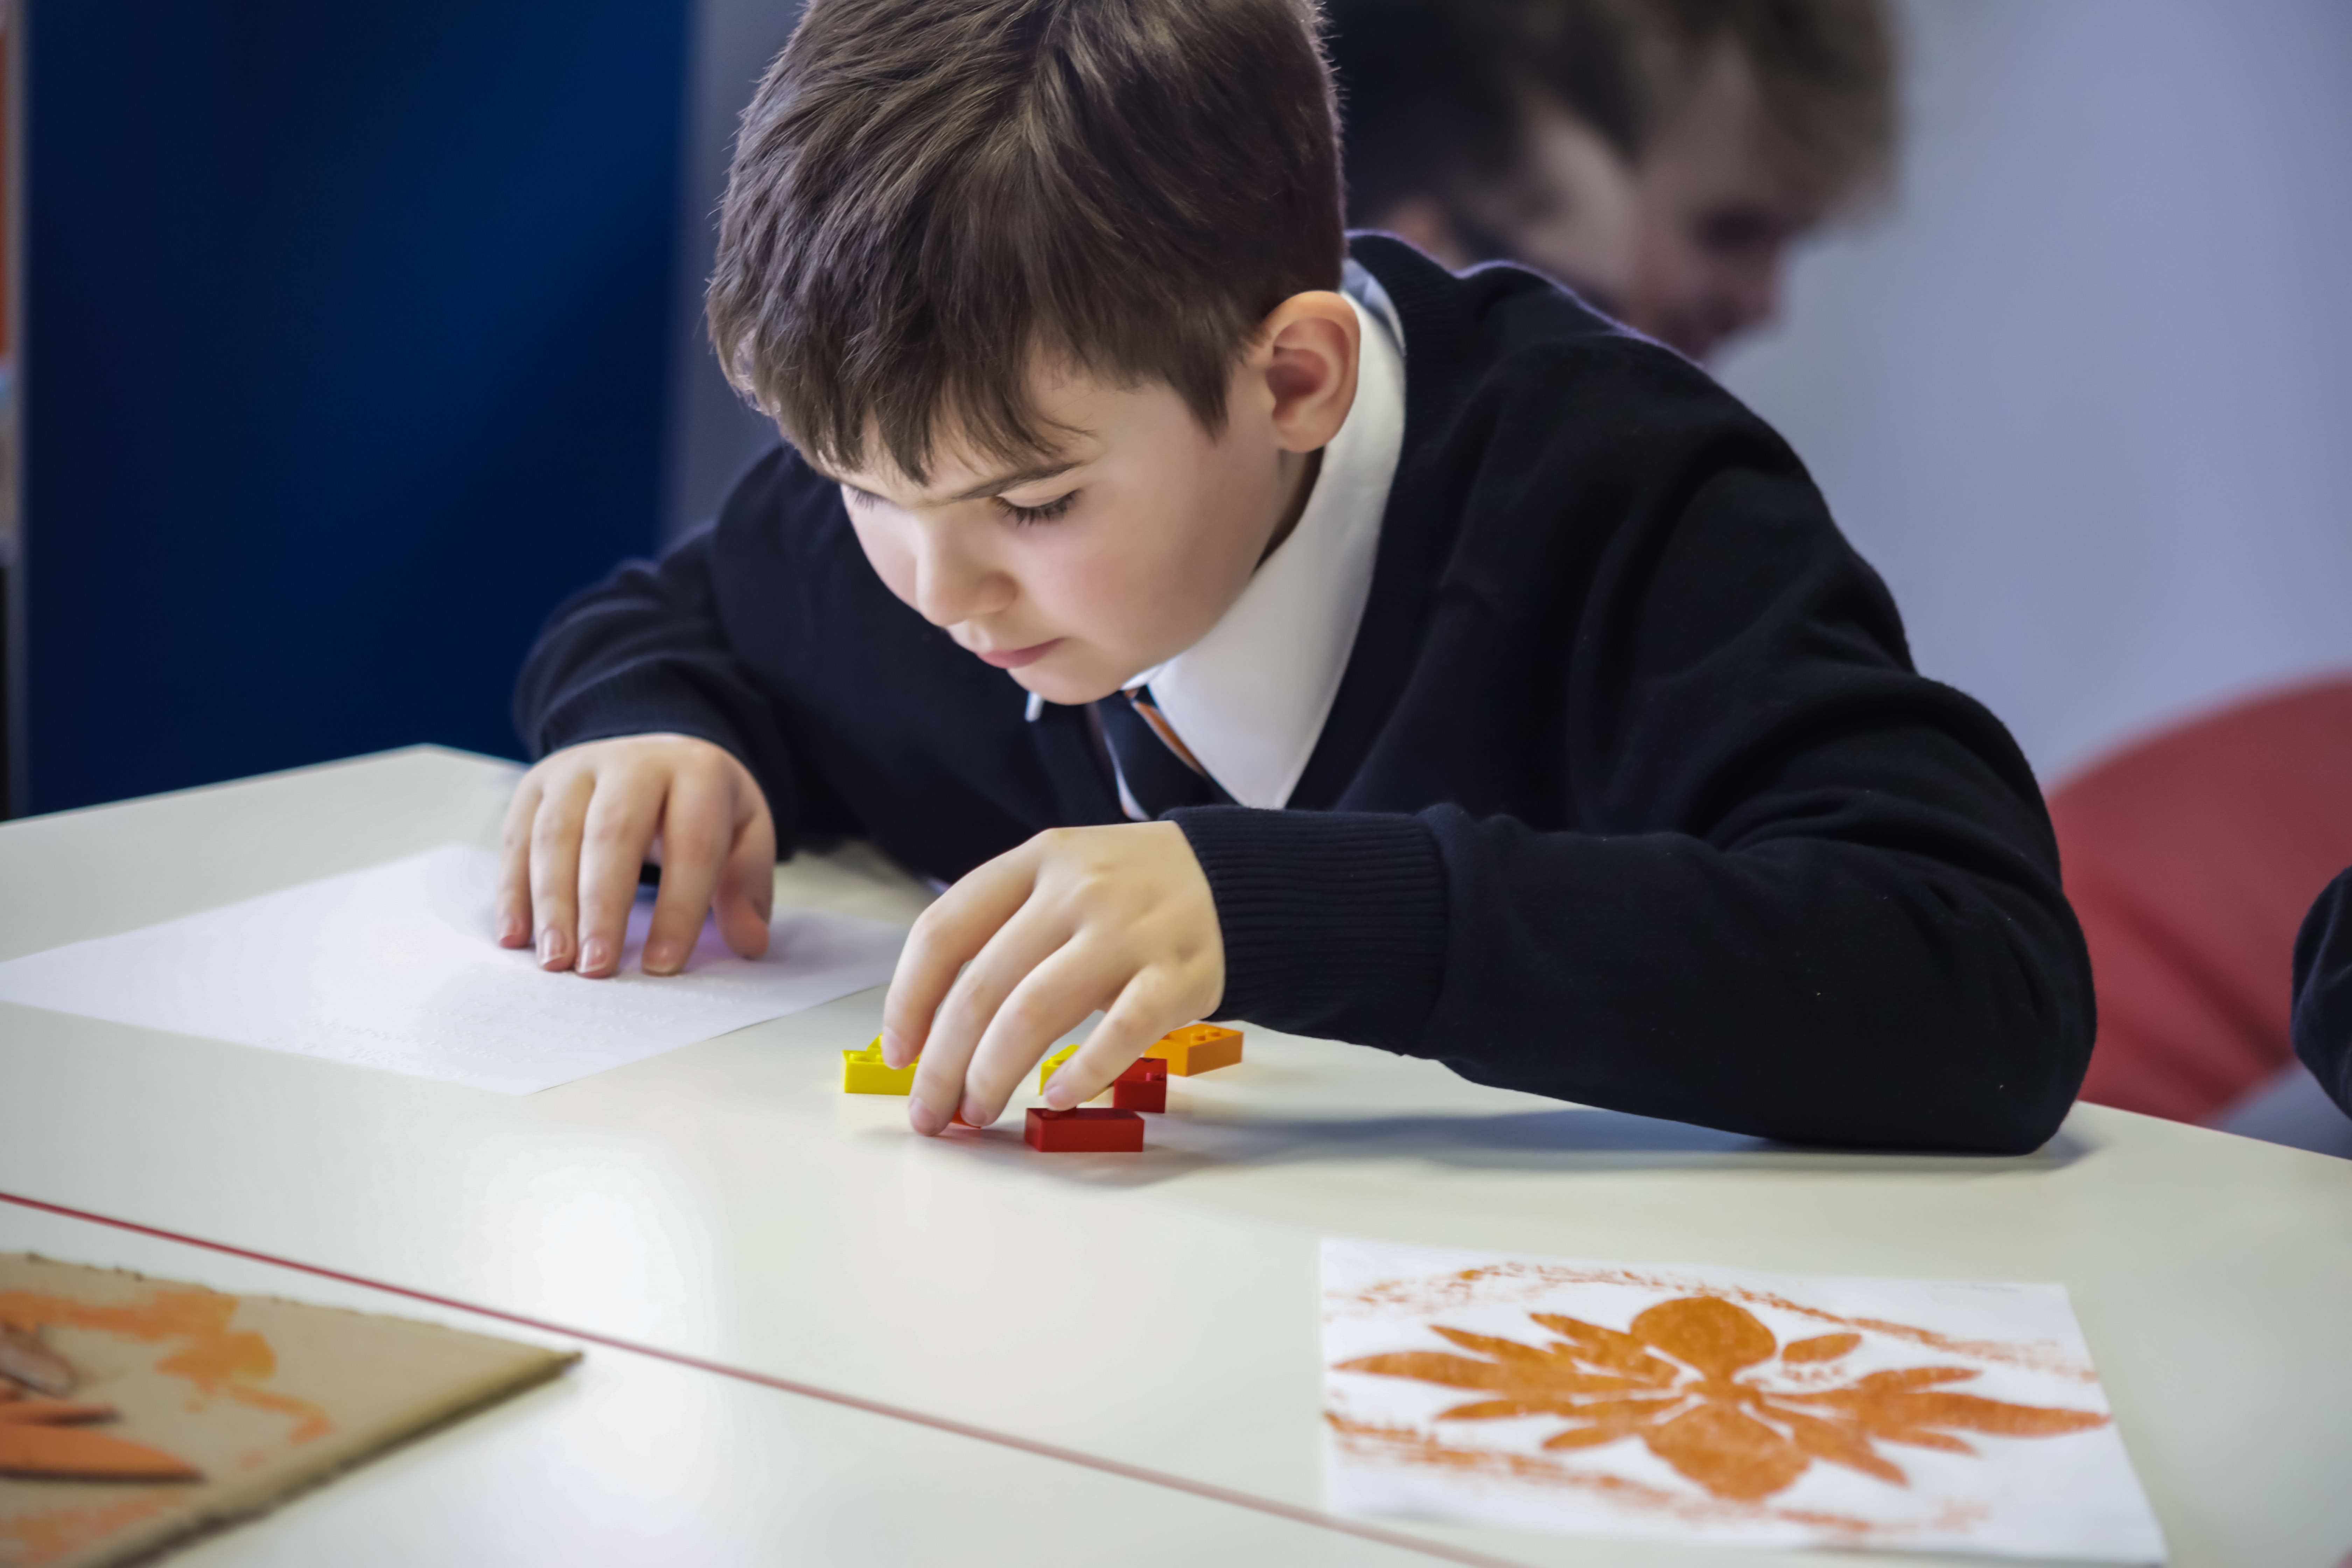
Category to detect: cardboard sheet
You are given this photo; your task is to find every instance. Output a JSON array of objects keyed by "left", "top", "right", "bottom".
[
  {"left": 0, "top": 845, "right": 907, "bottom": 1093},
  {"left": 1322, "top": 1238, "right": 2166, "bottom": 1562},
  {"left": 0, "top": 1252, "right": 576, "bottom": 1567}
]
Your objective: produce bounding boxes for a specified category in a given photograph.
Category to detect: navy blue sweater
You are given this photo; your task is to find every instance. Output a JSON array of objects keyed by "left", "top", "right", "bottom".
[
  {"left": 517, "top": 236, "right": 2095, "bottom": 1154},
  {"left": 2291, "top": 869, "right": 2352, "bottom": 1121}
]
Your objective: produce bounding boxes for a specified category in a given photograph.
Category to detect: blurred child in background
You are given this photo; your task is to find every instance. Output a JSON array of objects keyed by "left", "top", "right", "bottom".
[{"left": 1327, "top": 0, "right": 1896, "bottom": 360}]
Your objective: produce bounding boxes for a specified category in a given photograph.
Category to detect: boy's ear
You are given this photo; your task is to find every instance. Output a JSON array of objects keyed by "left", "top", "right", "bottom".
[{"left": 1252, "top": 291, "right": 1362, "bottom": 455}]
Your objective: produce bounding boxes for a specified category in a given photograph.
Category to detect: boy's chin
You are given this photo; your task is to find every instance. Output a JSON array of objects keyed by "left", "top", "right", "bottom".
[{"left": 1012, "top": 662, "right": 1128, "bottom": 709}]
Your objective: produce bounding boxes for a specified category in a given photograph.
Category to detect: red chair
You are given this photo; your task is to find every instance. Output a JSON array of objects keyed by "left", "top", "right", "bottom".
[{"left": 2049, "top": 677, "right": 2352, "bottom": 1125}]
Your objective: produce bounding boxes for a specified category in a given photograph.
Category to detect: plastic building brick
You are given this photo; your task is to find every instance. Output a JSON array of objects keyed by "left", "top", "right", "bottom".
[
  {"left": 1110, "top": 1055, "right": 1167, "bottom": 1112},
  {"left": 1037, "top": 1043, "right": 1082, "bottom": 1095},
  {"left": 1024, "top": 1107, "right": 1145, "bottom": 1153},
  {"left": 1143, "top": 1023, "right": 1243, "bottom": 1076},
  {"left": 842, "top": 1036, "right": 917, "bottom": 1095}
]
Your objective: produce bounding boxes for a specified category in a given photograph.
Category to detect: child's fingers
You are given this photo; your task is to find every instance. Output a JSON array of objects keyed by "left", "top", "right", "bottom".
[
  {"left": 881, "top": 844, "right": 1038, "bottom": 1072},
  {"left": 574, "top": 771, "right": 664, "bottom": 979},
  {"left": 640, "top": 770, "right": 733, "bottom": 975},
  {"left": 527, "top": 769, "right": 597, "bottom": 971},
  {"left": 904, "top": 905, "right": 1063, "bottom": 1134},
  {"left": 960, "top": 943, "right": 1117, "bottom": 1126},
  {"left": 1038, "top": 967, "right": 1180, "bottom": 1111},
  {"left": 714, "top": 807, "right": 777, "bottom": 961},
  {"left": 923, "top": 910, "right": 1079, "bottom": 1128},
  {"left": 495, "top": 776, "right": 546, "bottom": 947}
]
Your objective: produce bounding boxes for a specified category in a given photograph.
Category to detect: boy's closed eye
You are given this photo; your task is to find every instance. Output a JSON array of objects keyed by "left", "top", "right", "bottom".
[{"left": 992, "top": 490, "right": 1079, "bottom": 526}]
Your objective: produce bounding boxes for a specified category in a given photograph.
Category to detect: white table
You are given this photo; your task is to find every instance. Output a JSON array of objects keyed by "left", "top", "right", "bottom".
[
  {"left": 4, "top": 747, "right": 2349, "bottom": 1567},
  {"left": 0, "top": 1205, "right": 1437, "bottom": 1568}
]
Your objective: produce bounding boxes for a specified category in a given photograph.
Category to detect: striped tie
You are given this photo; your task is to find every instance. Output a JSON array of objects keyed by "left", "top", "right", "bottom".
[{"left": 1096, "top": 685, "right": 1234, "bottom": 817}]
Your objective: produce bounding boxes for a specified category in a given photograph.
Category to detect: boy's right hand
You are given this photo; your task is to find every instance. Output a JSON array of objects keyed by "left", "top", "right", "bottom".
[{"left": 496, "top": 735, "right": 777, "bottom": 978}]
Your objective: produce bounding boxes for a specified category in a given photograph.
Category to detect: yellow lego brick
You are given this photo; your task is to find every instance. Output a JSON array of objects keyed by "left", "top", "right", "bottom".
[
  {"left": 1144, "top": 1023, "right": 1243, "bottom": 1076},
  {"left": 842, "top": 1035, "right": 917, "bottom": 1095},
  {"left": 1036, "top": 1043, "right": 1081, "bottom": 1095}
]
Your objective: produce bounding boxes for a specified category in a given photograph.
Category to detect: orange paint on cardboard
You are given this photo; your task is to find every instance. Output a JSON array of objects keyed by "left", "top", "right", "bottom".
[{"left": 0, "top": 1288, "right": 333, "bottom": 1449}]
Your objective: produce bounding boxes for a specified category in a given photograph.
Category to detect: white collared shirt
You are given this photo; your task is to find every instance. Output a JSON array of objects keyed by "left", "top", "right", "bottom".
[{"left": 1112, "top": 266, "right": 1407, "bottom": 812}]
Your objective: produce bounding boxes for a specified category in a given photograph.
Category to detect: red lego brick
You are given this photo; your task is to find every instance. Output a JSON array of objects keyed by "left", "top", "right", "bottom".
[
  {"left": 1115, "top": 1057, "right": 1168, "bottom": 1084},
  {"left": 1024, "top": 1107, "right": 1144, "bottom": 1152},
  {"left": 1112, "top": 1078, "right": 1167, "bottom": 1113}
]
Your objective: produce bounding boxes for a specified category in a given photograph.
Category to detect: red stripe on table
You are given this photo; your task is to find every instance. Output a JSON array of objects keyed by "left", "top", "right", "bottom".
[{"left": 1, "top": 1189, "right": 1529, "bottom": 1568}]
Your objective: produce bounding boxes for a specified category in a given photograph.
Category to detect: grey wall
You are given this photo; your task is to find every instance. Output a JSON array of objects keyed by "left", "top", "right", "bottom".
[
  {"left": 1719, "top": 0, "right": 2352, "bottom": 783},
  {"left": 665, "top": 0, "right": 804, "bottom": 540}
]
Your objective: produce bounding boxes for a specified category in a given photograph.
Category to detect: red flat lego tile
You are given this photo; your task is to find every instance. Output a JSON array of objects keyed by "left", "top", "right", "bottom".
[{"left": 1024, "top": 1107, "right": 1145, "bottom": 1152}]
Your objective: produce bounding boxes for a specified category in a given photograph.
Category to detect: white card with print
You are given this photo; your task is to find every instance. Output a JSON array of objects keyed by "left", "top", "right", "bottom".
[{"left": 1322, "top": 1238, "right": 2164, "bottom": 1562}]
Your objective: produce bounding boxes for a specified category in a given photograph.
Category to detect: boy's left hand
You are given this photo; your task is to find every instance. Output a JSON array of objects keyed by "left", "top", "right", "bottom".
[{"left": 882, "top": 821, "right": 1224, "bottom": 1135}]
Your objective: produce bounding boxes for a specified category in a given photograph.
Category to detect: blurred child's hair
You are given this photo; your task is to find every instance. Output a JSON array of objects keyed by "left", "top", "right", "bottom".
[
  {"left": 1623, "top": 0, "right": 1899, "bottom": 208},
  {"left": 710, "top": 0, "right": 1346, "bottom": 483},
  {"left": 1331, "top": 0, "right": 1896, "bottom": 234}
]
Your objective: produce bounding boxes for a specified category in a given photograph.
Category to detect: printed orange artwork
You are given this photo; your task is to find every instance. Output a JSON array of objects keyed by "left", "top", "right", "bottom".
[
  {"left": 0, "top": 1395, "right": 199, "bottom": 1484},
  {"left": 1334, "top": 1294, "right": 2109, "bottom": 1505},
  {"left": 0, "top": 1286, "right": 329, "bottom": 1448}
]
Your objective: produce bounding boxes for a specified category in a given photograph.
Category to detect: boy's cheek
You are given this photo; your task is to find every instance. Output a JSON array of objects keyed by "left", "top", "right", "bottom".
[{"left": 846, "top": 515, "right": 920, "bottom": 611}]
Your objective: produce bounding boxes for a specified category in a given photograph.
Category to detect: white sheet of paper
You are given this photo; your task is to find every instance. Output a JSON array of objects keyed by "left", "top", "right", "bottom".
[
  {"left": 1323, "top": 1238, "right": 2166, "bottom": 1563},
  {"left": 0, "top": 845, "right": 906, "bottom": 1094}
]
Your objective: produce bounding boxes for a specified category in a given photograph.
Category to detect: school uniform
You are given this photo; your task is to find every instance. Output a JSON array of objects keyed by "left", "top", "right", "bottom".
[
  {"left": 2291, "top": 869, "right": 2352, "bottom": 1122},
  {"left": 516, "top": 234, "right": 2095, "bottom": 1154}
]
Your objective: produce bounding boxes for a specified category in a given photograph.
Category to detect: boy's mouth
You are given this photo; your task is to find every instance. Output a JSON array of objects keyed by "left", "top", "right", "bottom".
[{"left": 970, "top": 638, "right": 1063, "bottom": 670}]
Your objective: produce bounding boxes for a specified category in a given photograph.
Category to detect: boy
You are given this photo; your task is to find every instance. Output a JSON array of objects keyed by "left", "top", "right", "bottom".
[
  {"left": 503, "top": 0, "right": 2092, "bottom": 1153},
  {"left": 1328, "top": 0, "right": 1898, "bottom": 360}
]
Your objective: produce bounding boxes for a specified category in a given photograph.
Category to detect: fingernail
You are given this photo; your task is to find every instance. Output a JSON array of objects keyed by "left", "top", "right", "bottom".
[
  {"left": 580, "top": 937, "right": 612, "bottom": 975},
  {"left": 880, "top": 1027, "right": 909, "bottom": 1067},
  {"left": 536, "top": 929, "right": 566, "bottom": 969},
  {"left": 909, "top": 1100, "right": 947, "bottom": 1136},
  {"left": 1043, "top": 1083, "right": 1075, "bottom": 1111},
  {"left": 960, "top": 1097, "right": 994, "bottom": 1129},
  {"left": 644, "top": 940, "right": 678, "bottom": 975},
  {"left": 498, "top": 913, "right": 526, "bottom": 945}
]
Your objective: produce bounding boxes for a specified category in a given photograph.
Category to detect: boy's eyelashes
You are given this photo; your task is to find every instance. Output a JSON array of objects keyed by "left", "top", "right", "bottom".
[
  {"left": 993, "top": 491, "right": 1079, "bottom": 526},
  {"left": 837, "top": 480, "right": 1075, "bottom": 526}
]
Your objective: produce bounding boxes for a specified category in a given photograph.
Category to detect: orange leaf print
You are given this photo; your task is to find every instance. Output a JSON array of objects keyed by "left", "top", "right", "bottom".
[
  {"left": 0, "top": 1402, "right": 201, "bottom": 1482},
  {"left": 1336, "top": 1294, "right": 2110, "bottom": 1504},
  {"left": 0, "top": 1401, "right": 120, "bottom": 1426},
  {"left": 1643, "top": 1405, "right": 1809, "bottom": 1503},
  {"left": 1780, "top": 1332, "right": 1861, "bottom": 1364},
  {"left": 1630, "top": 1297, "right": 1775, "bottom": 1379}
]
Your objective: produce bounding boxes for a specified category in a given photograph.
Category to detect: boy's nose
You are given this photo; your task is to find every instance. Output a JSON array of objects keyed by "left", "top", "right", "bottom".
[{"left": 910, "top": 540, "right": 1014, "bottom": 628}]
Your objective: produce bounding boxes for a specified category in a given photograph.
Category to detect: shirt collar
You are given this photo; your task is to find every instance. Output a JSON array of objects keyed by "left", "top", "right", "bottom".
[{"left": 1125, "top": 265, "right": 1407, "bottom": 809}]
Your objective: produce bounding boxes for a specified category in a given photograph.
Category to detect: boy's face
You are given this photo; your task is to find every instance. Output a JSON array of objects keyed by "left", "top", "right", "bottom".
[
  {"left": 1620, "top": 45, "right": 1829, "bottom": 361},
  {"left": 824, "top": 299, "right": 1359, "bottom": 708}
]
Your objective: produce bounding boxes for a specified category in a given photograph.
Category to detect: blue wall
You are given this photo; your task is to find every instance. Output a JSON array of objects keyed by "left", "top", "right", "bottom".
[{"left": 23, "top": 1, "right": 692, "bottom": 813}]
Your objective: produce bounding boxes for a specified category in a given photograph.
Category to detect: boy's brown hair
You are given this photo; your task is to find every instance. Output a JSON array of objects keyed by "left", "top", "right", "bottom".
[{"left": 709, "top": 0, "right": 1346, "bottom": 484}]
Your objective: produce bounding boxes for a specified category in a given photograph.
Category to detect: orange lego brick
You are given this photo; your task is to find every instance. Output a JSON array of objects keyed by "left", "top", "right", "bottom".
[{"left": 1143, "top": 1023, "right": 1242, "bottom": 1076}]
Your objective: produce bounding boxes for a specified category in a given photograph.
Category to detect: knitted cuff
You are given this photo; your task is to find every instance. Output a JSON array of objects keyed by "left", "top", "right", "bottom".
[{"left": 1168, "top": 806, "right": 1448, "bottom": 1053}]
